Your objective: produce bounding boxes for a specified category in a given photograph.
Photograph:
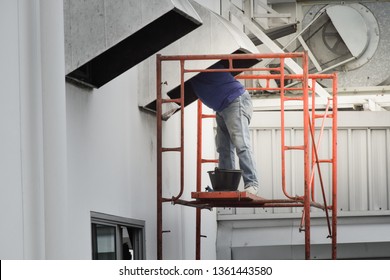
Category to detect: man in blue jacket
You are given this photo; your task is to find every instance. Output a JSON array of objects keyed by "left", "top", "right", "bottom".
[{"left": 190, "top": 62, "right": 259, "bottom": 195}]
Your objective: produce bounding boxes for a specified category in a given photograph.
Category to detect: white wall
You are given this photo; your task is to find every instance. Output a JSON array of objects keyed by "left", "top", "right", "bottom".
[
  {"left": 0, "top": 0, "right": 72, "bottom": 259},
  {"left": 17, "top": 0, "right": 46, "bottom": 260},
  {"left": 66, "top": 69, "right": 159, "bottom": 258},
  {"left": 0, "top": 0, "right": 25, "bottom": 259},
  {"left": 64, "top": 0, "right": 220, "bottom": 260},
  {"left": 2, "top": 0, "right": 389, "bottom": 260},
  {"left": 65, "top": 54, "right": 218, "bottom": 260},
  {"left": 0, "top": 0, "right": 225, "bottom": 260}
]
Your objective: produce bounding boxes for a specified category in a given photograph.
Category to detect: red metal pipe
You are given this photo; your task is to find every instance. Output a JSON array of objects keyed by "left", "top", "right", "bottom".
[
  {"left": 309, "top": 74, "right": 335, "bottom": 79},
  {"left": 237, "top": 74, "right": 309, "bottom": 80},
  {"left": 280, "top": 58, "right": 288, "bottom": 199},
  {"left": 202, "top": 114, "right": 216, "bottom": 119},
  {"left": 186, "top": 67, "right": 283, "bottom": 74},
  {"left": 284, "top": 145, "right": 305, "bottom": 150},
  {"left": 283, "top": 96, "right": 304, "bottom": 101},
  {"left": 302, "top": 51, "right": 311, "bottom": 260},
  {"left": 311, "top": 79, "right": 316, "bottom": 201},
  {"left": 159, "top": 52, "right": 306, "bottom": 61},
  {"left": 310, "top": 97, "right": 331, "bottom": 202},
  {"left": 314, "top": 113, "right": 334, "bottom": 119},
  {"left": 246, "top": 87, "right": 307, "bottom": 91},
  {"left": 332, "top": 73, "right": 338, "bottom": 260},
  {"left": 162, "top": 98, "right": 181, "bottom": 103},
  {"left": 156, "top": 54, "right": 163, "bottom": 260},
  {"left": 164, "top": 60, "right": 186, "bottom": 202},
  {"left": 201, "top": 159, "right": 219, "bottom": 164},
  {"left": 196, "top": 100, "right": 203, "bottom": 260},
  {"left": 279, "top": 57, "right": 306, "bottom": 201},
  {"left": 309, "top": 120, "right": 332, "bottom": 237},
  {"left": 172, "top": 199, "right": 307, "bottom": 209},
  {"left": 179, "top": 60, "right": 185, "bottom": 200},
  {"left": 156, "top": 52, "right": 338, "bottom": 261}
]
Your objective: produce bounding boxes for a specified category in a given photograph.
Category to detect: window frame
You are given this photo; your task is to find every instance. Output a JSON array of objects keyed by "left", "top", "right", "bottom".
[{"left": 91, "top": 211, "right": 146, "bottom": 260}]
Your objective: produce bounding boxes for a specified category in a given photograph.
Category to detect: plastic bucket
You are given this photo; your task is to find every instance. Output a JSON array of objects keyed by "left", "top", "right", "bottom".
[{"left": 207, "top": 168, "right": 242, "bottom": 191}]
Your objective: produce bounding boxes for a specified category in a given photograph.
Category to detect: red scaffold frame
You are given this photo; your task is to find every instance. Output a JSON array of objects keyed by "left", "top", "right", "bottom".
[{"left": 156, "top": 52, "right": 338, "bottom": 260}]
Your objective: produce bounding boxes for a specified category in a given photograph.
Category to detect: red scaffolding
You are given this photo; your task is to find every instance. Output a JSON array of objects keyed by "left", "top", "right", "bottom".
[{"left": 156, "top": 52, "right": 338, "bottom": 260}]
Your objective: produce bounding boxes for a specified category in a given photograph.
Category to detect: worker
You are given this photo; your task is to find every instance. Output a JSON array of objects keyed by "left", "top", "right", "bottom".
[{"left": 190, "top": 62, "right": 259, "bottom": 195}]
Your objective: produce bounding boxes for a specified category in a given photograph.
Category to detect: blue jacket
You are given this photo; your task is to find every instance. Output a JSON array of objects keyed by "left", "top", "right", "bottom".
[{"left": 190, "top": 63, "right": 245, "bottom": 112}]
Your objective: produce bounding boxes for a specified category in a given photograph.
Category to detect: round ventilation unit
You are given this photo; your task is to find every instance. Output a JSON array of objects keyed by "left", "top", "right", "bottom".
[{"left": 302, "top": 3, "right": 390, "bottom": 88}]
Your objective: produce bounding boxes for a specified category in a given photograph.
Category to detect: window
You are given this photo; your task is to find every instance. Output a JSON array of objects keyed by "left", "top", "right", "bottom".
[{"left": 91, "top": 212, "right": 145, "bottom": 260}]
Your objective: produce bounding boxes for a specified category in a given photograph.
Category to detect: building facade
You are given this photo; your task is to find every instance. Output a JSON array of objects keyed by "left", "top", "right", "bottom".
[{"left": 1, "top": 0, "right": 389, "bottom": 260}]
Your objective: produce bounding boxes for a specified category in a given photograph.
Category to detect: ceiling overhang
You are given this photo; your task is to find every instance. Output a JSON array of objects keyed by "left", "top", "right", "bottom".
[{"left": 65, "top": 0, "right": 202, "bottom": 88}]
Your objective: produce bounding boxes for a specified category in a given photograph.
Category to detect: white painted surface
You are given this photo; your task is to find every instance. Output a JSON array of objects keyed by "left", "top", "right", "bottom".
[
  {"left": 18, "top": 0, "right": 45, "bottom": 260},
  {"left": 0, "top": 0, "right": 24, "bottom": 259},
  {"left": 217, "top": 111, "right": 390, "bottom": 259},
  {"left": 1, "top": 0, "right": 389, "bottom": 261}
]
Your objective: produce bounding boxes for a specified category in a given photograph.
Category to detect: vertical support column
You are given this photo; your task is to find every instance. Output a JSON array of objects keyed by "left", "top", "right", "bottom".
[
  {"left": 156, "top": 54, "right": 163, "bottom": 260},
  {"left": 40, "top": 0, "right": 69, "bottom": 259},
  {"left": 19, "top": 0, "right": 45, "bottom": 259},
  {"left": 0, "top": 0, "right": 24, "bottom": 259}
]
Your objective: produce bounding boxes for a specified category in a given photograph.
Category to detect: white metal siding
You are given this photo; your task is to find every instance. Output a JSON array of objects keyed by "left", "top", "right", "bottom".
[
  {"left": 222, "top": 111, "right": 390, "bottom": 217},
  {"left": 216, "top": 111, "right": 390, "bottom": 260}
]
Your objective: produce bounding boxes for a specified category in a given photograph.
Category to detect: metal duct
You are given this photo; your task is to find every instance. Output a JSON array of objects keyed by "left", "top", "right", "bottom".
[
  {"left": 248, "top": 23, "right": 297, "bottom": 46},
  {"left": 140, "top": 0, "right": 260, "bottom": 117},
  {"left": 64, "top": 0, "right": 202, "bottom": 88},
  {"left": 302, "top": 2, "right": 390, "bottom": 88}
]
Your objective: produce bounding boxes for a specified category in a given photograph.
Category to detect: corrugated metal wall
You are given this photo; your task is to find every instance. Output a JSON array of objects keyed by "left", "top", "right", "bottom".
[{"left": 220, "top": 111, "right": 390, "bottom": 217}]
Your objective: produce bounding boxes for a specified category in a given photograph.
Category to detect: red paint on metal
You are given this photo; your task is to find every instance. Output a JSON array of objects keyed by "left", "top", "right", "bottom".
[{"left": 156, "top": 52, "right": 338, "bottom": 260}]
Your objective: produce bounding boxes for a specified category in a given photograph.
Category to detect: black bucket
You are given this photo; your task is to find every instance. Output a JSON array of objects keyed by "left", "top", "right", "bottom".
[{"left": 207, "top": 168, "right": 242, "bottom": 191}]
